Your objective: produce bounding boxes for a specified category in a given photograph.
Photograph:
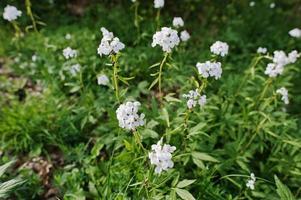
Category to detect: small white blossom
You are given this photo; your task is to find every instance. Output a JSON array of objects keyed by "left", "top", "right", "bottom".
[
  {"left": 276, "top": 87, "right": 289, "bottom": 104},
  {"left": 257, "top": 47, "right": 267, "bottom": 54},
  {"left": 210, "top": 41, "right": 229, "bottom": 57},
  {"left": 288, "top": 50, "right": 299, "bottom": 63},
  {"left": 270, "top": 3, "right": 275, "bottom": 8},
  {"left": 131, "top": 0, "right": 136, "bottom": 2},
  {"left": 246, "top": 173, "right": 256, "bottom": 190},
  {"left": 97, "top": 74, "right": 109, "bottom": 86},
  {"left": 183, "top": 89, "right": 207, "bottom": 109},
  {"left": 152, "top": 27, "right": 180, "bottom": 53},
  {"left": 149, "top": 138, "right": 176, "bottom": 174},
  {"left": 3, "top": 5, "right": 22, "bottom": 22},
  {"left": 97, "top": 27, "right": 125, "bottom": 56},
  {"left": 116, "top": 101, "right": 145, "bottom": 130},
  {"left": 289, "top": 28, "right": 301, "bottom": 38},
  {"left": 180, "top": 30, "right": 190, "bottom": 42},
  {"left": 32, "top": 54, "right": 37, "bottom": 62},
  {"left": 249, "top": 1, "right": 255, "bottom": 7},
  {"left": 273, "top": 50, "right": 290, "bottom": 66},
  {"left": 154, "top": 0, "right": 164, "bottom": 8},
  {"left": 65, "top": 33, "right": 72, "bottom": 40},
  {"left": 63, "top": 47, "right": 77, "bottom": 59},
  {"left": 196, "top": 61, "right": 222, "bottom": 79},
  {"left": 264, "top": 63, "right": 283, "bottom": 77},
  {"left": 172, "top": 17, "right": 184, "bottom": 28},
  {"left": 69, "top": 64, "right": 81, "bottom": 76}
]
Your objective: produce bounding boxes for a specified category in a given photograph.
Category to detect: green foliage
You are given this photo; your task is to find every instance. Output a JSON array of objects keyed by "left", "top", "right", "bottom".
[{"left": 0, "top": 0, "right": 301, "bottom": 199}]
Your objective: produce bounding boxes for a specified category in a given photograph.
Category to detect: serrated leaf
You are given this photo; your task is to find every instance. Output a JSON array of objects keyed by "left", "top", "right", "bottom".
[
  {"left": 175, "top": 188, "right": 196, "bottom": 200},
  {"left": 275, "top": 175, "right": 295, "bottom": 200},
  {"left": 177, "top": 179, "right": 196, "bottom": 188}
]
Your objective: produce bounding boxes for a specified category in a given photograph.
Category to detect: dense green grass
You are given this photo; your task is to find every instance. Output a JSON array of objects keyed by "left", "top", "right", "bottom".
[{"left": 1, "top": 0, "right": 301, "bottom": 199}]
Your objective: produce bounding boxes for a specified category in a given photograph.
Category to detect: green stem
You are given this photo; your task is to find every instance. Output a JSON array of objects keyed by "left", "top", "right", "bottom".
[
  {"left": 11, "top": 21, "right": 21, "bottom": 38},
  {"left": 112, "top": 55, "right": 120, "bottom": 103},
  {"left": 133, "top": 130, "right": 146, "bottom": 152},
  {"left": 25, "top": 0, "right": 37, "bottom": 32},
  {"left": 158, "top": 53, "right": 169, "bottom": 97},
  {"left": 155, "top": 9, "right": 161, "bottom": 29}
]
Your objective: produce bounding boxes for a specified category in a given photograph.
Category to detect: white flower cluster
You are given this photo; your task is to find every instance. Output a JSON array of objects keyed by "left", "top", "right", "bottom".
[
  {"left": 172, "top": 17, "right": 184, "bottom": 28},
  {"left": 152, "top": 27, "right": 180, "bottom": 53},
  {"left": 154, "top": 0, "right": 164, "bottom": 8},
  {"left": 270, "top": 3, "right": 276, "bottom": 8},
  {"left": 97, "top": 74, "right": 109, "bottom": 86},
  {"left": 69, "top": 64, "right": 81, "bottom": 76},
  {"left": 183, "top": 89, "right": 206, "bottom": 109},
  {"left": 265, "top": 50, "right": 299, "bottom": 77},
  {"left": 97, "top": 27, "right": 125, "bottom": 56},
  {"left": 210, "top": 41, "right": 229, "bottom": 57},
  {"left": 257, "top": 47, "right": 267, "bottom": 54},
  {"left": 196, "top": 61, "right": 222, "bottom": 80},
  {"left": 3, "top": 5, "right": 22, "bottom": 22},
  {"left": 276, "top": 87, "right": 289, "bottom": 104},
  {"left": 246, "top": 173, "right": 256, "bottom": 190},
  {"left": 116, "top": 101, "right": 145, "bottom": 130},
  {"left": 149, "top": 139, "right": 176, "bottom": 174},
  {"left": 63, "top": 47, "right": 77, "bottom": 59},
  {"left": 180, "top": 30, "right": 190, "bottom": 42},
  {"left": 289, "top": 28, "right": 301, "bottom": 38}
]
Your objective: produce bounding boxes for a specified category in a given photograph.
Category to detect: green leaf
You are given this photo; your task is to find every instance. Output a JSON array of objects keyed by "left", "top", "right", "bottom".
[
  {"left": 149, "top": 62, "right": 160, "bottom": 69},
  {"left": 0, "top": 161, "right": 15, "bottom": 178},
  {"left": 124, "top": 140, "right": 132, "bottom": 151},
  {"left": 149, "top": 77, "right": 159, "bottom": 90},
  {"left": 192, "top": 152, "right": 219, "bottom": 163},
  {"left": 140, "top": 129, "right": 159, "bottom": 139},
  {"left": 175, "top": 188, "right": 196, "bottom": 200},
  {"left": 274, "top": 175, "right": 295, "bottom": 200},
  {"left": 161, "top": 108, "right": 170, "bottom": 127},
  {"left": 177, "top": 179, "right": 196, "bottom": 188}
]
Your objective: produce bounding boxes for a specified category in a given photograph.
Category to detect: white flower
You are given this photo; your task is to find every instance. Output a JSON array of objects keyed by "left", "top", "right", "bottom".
[
  {"left": 270, "top": 3, "right": 275, "bottom": 8},
  {"left": 289, "top": 28, "right": 301, "bottom": 38},
  {"left": 152, "top": 27, "right": 180, "bottom": 53},
  {"left": 276, "top": 87, "right": 289, "bottom": 104},
  {"left": 32, "top": 54, "right": 37, "bottom": 62},
  {"left": 63, "top": 47, "right": 77, "bottom": 59},
  {"left": 257, "top": 47, "right": 267, "bottom": 54},
  {"left": 246, "top": 173, "right": 256, "bottom": 190},
  {"left": 264, "top": 63, "right": 283, "bottom": 77},
  {"left": 154, "top": 0, "right": 164, "bottom": 8},
  {"left": 131, "top": 0, "right": 136, "bottom": 2},
  {"left": 65, "top": 33, "right": 72, "bottom": 40},
  {"left": 249, "top": 1, "right": 255, "bottom": 7},
  {"left": 172, "top": 17, "right": 184, "bottom": 28},
  {"left": 183, "top": 89, "right": 207, "bottom": 109},
  {"left": 149, "top": 138, "right": 176, "bottom": 174},
  {"left": 97, "top": 27, "right": 125, "bottom": 56},
  {"left": 273, "top": 50, "right": 290, "bottom": 66},
  {"left": 180, "top": 30, "right": 190, "bottom": 42},
  {"left": 210, "top": 41, "right": 229, "bottom": 57},
  {"left": 3, "top": 5, "right": 22, "bottom": 22},
  {"left": 97, "top": 74, "right": 109, "bottom": 86},
  {"left": 69, "top": 64, "right": 81, "bottom": 76},
  {"left": 196, "top": 61, "right": 222, "bottom": 79},
  {"left": 116, "top": 101, "right": 145, "bottom": 130},
  {"left": 288, "top": 50, "right": 299, "bottom": 63}
]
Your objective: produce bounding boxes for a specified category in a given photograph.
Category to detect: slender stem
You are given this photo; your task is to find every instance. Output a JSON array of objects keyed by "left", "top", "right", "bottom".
[
  {"left": 112, "top": 55, "right": 120, "bottom": 103},
  {"left": 133, "top": 130, "right": 146, "bottom": 152},
  {"left": 25, "top": 0, "right": 37, "bottom": 32},
  {"left": 11, "top": 21, "right": 21, "bottom": 38},
  {"left": 134, "top": 2, "right": 140, "bottom": 35},
  {"left": 155, "top": 9, "right": 161, "bottom": 29},
  {"left": 158, "top": 53, "right": 168, "bottom": 97}
]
